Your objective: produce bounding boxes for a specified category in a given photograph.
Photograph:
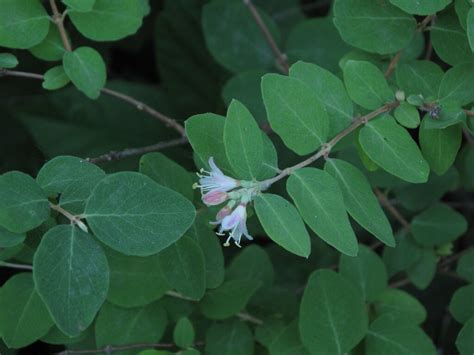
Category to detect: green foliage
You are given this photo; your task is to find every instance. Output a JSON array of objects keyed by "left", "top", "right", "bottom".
[
  {"left": 42, "top": 66, "right": 70, "bottom": 91},
  {"left": 0, "top": 53, "right": 18, "bottom": 69},
  {"left": 173, "top": 317, "right": 195, "bottom": 349}
]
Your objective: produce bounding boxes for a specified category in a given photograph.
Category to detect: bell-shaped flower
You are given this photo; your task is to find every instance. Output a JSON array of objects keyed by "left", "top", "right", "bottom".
[
  {"left": 196, "top": 157, "right": 239, "bottom": 195},
  {"left": 217, "top": 204, "right": 253, "bottom": 247},
  {"left": 210, "top": 204, "right": 234, "bottom": 225},
  {"left": 202, "top": 190, "right": 228, "bottom": 206}
]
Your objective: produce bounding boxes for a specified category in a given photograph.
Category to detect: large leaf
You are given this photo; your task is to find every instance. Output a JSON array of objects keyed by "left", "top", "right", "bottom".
[
  {"left": 34, "top": 225, "right": 109, "bottom": 337},
  {"left": 0, "top": 273, "right": 54, "bottom": 348},
  {"left": 84, "top": 172, "right": 195, "bottom": 256},
  {"left": 359, "top": 115, "right": 430, "bottom": 183},
  {"left": 333, "top": 0, "right": 416, "bottom": 54},
  {"left": 299, "top": 270, "right": 368, "bottom": 354},
  {"left": 0, "top": 171, "right": 50, "bottom": 233},
  {"left": 224, "top": 100, "right": 264, "bottom": 180},
  {"left": 255, "top": 194, "right": 311, "bottom": 258},
  {"left": 325, "top": 159, "right": 394, "bottom": 246},
  {"left": 0, "top": 0, "right": 50, "bottom": 49},
  {"left": 287, "top": 168, "right": 358, "bottom": 256},
  {"left": 261, "top": 73, "right": 329, "bottom": 155}
]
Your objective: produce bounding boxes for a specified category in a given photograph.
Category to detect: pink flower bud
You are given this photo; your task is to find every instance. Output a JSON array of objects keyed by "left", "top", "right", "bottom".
[{"left": 202, "top": 190, "right": 228, "bottom": 206}]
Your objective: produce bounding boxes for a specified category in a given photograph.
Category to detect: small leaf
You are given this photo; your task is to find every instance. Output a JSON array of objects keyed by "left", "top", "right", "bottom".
[
  {"left": 373, "top": 289, "right": 427, "bottom": 324},
  {"left": 205, "top": 319, "right": 254, "bottom": 355},
  {"left": 449, "top": 284, "right": 474, "bottom": 324},
  {"left": 224, "top": 100, "right": 264, "bottom": 180},
  {"left": 439, "top": 63, "right": 474, "bottom": 106},
  {"left": 365, "top": 314, "right": 436, "bottom": 355},
  {"left": 29, "top": 27, "right": 65, "bottom": 62},
  {"left": 42, "top": 66, "right": 70, "bottom": 91},
  {"left": 299, "top": 270, "right": 368, "bottom": 355},
  {"left": 254, "top": 193, "right": 311, "bottom": 258},
  {"left": 407, "top": 248, "right": 437, "bottom": 290},
  {"left": 0, "top": 273, "right": 54, "bottom": 348},
  {"left": 287, "top": 168, "right": 358, "bottom": 256},
  {"left": 456, "top": 249, "right": 474, "bottom": 283},
  {"left": 339, "top": 245, "right": 388, "bottom": 302},
  {"left": 84, "top": 172, "right": 195, "bottom": 256},
  {"left": 359, "top": 115, "right": 429, "bottom": 183},
  {"left": 389, "top": 0, "right": 451, "bottom": 15},
  {"left": 33, "top": 225, "right": 109, "bottom": 337},
  {"left": 0, "top": 0, "right": 50, "bottom": 49},
  {"left": 268, "top": 320, "right": 310, "bottom": 355},
  {"left": 261, "top": 73, "right": 329, "bottom": 155},
  {"left": 173, "top": 317, "right": 195, "bottom": 349},
  {"left": 0, "top": 53, "right": 18, "bottom": 68},
  {"left": 0, "top": 171, "right": 50, "bottom": 233},
  {"left": 456, "top": 317, "right": 474, "bottom": 355},
  {"left": 95, "top": 302, "right": 168, "bottom": 350},
  {"left": 158, "top": 236, "right": 206, "bottom": 300},
  {"left": 69, "top": 0, "right": 149, "bottom": 41},
  {"left": 412, "top": 203, "right": 467, "bottom": 246},
  {"left": 343, "top": 60, "right": 394, "bottom": 110},
  {"left": 394, "top": 102, "right": 420, "bottom": 129},
  {"left": 325, "top": 159, "right": 394, "bottom": 247},
  {"left": 63, "top": 47, "right": 106, "bottom": 99},
  {"left": 333, "top": 0, "right": 416, "bottom": 54},
  {"left": 383, "top": 231, "right": 423, "bottom": 277}
]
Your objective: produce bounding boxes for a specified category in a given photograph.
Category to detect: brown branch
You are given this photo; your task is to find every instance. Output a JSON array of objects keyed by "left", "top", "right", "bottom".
[
  {"left": 374, "top": 188, "right": 411, "bottom": 230},
  {"left": 243, "top": 0, "right": 289, "bottom": 74},
  {"left": 87, "top": 137, "right": 188, "bottom": 164},
  {"left": 49, "top": 0, "right": 72, "bottom": 52},
  {"left": 463, "top": 127, "right": 474, "bottom": 145},
  {"left": 261, "top": 102, "right": 400, "bottom": 187},
  {"left": 0, "top": 69, "right": 185, "bottom": 136},
  {"left": 384, "top": 51, "right": 402, "bottom": 79}
]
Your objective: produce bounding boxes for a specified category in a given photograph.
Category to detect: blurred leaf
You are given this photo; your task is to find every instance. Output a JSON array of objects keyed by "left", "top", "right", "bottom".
[
  {"left": 373, "top": 289, "right": 427, "bottom": 324},
  {"left": 205, "top": 319, "right": 254, "bottom": 355},
  {"left": 173, "top": 317, "right": 195, "bottom": 349},
  {"left": 449, "top": 284, "right": 474, "bottom": 324}
]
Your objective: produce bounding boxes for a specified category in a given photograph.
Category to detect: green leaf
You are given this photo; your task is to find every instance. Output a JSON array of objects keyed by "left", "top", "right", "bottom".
[
  {"left": 325, "top": 159, "right": 395, "bottom": 247},
  {"left": 412, "top": 203, "right": 467, "bottom": 246},
  {"left": 33, "top": 225, "right": 109, "bottom": 337},
  {"left": 468, "top": 8, "right": 474, "bottom": 51},
  {"left": 173, "top": 317, "right": 195, "bottom": 349},
  {"left": 69, "top": 0, "right": 149, "bottom": 41},
  {"left": 63, "top": 0, "right": 96, "bottom": 12},
  {"left": 396, "top": 61, "right": 444, "bottom": 98},
  {"left": 205, "top": 319, "right": 254, "bottom": 355},
  {"left": 0, "top": 226, "right": 25, "bottom": 248},
  {"left": 42, "top": 66, "right": 70, "bottom": 91},
  {"left": 343, "top": 60, "right": 394, "bottom": 110},
  {"left": 187, "top": 216, "right": 225, "bottom": 289},
  {"left": 0, "top": 273, "right": 54, "bottom": 348},
  {"left": 224, "top": 100, "right": 264, "bottom": 180},
  {"left": 389, "top": 0, "right": 451, "bottom": 15},
  {"left": 365, "top": 314, "right": 436, "bottom": 355},
  {"left": 456, "top": 249, "right": 474, "bottom": 283},
  {"left": 0, "top": 0, "right": 50, "bottom": 49},
  {"left": 139, "top": 153, "right": 193, "bottom": 201},
  {"left": 456, "top": 317, "right": 474, "bottom": 355},
  {"left": 432, "top": 9, "right": 474, "bottom": 66},
  {"left": 29, "top": 26, "right": 65, "bottom": 62},
  {"left": 254, "top": 194, "right": 311, "bottom": 258},
  {"left": 84, "top": 172, "right": 195, "bottom": 256},
  {"left": 202, "top": 1, "right": 280, "bottom": 72},
  {"left": 423, "top": 103, "right": 466, "bottom": 130},
  {"left": 95, "top": 302, "right": 168, "bottom": 353},
  {"left": 0, "top": 171, "right": 50, "bottom": 233},
  {"left": 407, "top": 249, "right": 437, "bottom": 290},
  {"left": 373, "top": 289, "right": 427, "bottom": 324},
  {"left": 289, "top": 61, "right": 353, "bottom": 137},
  {"left": 455, "top": 0, "right": 471, "bottom": 30},
  {"left": 0, "top": 53, "right": 18, "bottom": 69},
  {"left": 383, "top": 231, "right": 423, "bottom": 277},
  {"left": 158, "top": 236, "right": 206, "bottom": 300},
  {"left": 105, "top": 248, "right": 169, "bottom": 308},
  {"left": 339, "top": 245, "right": 388, "bottom": 302},
  {"left": 226, "top": 244, "right": 274, "bottom": 287},
  {"left": 299, "top": 270, "right": 368, "bottom": 355},
  {"left": 41, "top": 325, "right": 90, "bottom": 345},
  {"left": 261, "top": 73, "right": 329, "bottom": 155},
  {"left": 286, "top": 18, "right": 351, "bottom": 74},
  {"left": 333, "top": 0, "right": 416, "bottom": 54},
  {"left": 268, "top": 320, "right": 310, "bottom": 355},
  {"left": 199, "top": 279, "right": 260, "bottom": 320},
  {"left": 287, "top": 168, "right": 358, "bottom": 256},
  {"left": 63, "top": 47, "right": 107, "bottom": 100},
  {"left": 359, "top": 115, "right": 430, "bottom": 183},
  {"left": 185, "top": 113, "right": 233, "bottom": 175},
  {"left": 449, "top": 284, "right": 474, "bottom": 324},
  {"left": 420, "top": 119, "right": 462, "bottom": 176},
  {"left": 439, "top": 63, "right": 474, "bottom": 106},
  {"left": 394, "top": 102, "right": 420, "bottom": 129}
]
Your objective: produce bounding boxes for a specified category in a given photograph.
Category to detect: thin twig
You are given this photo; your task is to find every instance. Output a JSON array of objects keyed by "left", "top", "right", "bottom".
[
  {"left": 374, "top": 188, "right": 411, "bottom": 230},
  {"left": 50, "top": 203, "right": 88, "bottom": 232},
  {"left": 389, "top": 277, "right": 411, "bottom": 288},
  {"left": 87, "top": 137, "right": 188, "bottom": 164},
  {"left": 261, "top": 102, "right": 399, "bottom": 187},
  {"left": 0, "top": 262, "right": 33, "bottom": 271},
  {"left": 0, "top": 69, "right": 185, "bottom": 136},
  {"left": 49, "top": 0, "right": 72, "bottom": 51},
  {"left": 243, "top": 0, "right": 289, "bottom": 74},
  {"left": 462, "top": 127, "right": 474, "bottom": 145}
]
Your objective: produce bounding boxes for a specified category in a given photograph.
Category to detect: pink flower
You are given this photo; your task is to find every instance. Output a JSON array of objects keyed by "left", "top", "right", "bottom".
[
  {"left": 210, "top": 205, "right": 233, "bottom": 225},
  {"left": 217, "top": 204, "right": 253, "bottom": 247},
  {"left": 202, "top": 190, "right": 228, "bottom": 206},
  {"left": 196, "top": 157, "right": 238, "bottom": 193}
]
